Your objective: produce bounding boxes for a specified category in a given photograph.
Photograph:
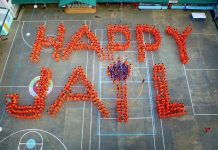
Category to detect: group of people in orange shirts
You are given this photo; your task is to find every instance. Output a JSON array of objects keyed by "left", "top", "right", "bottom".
[
  {"left": 116, "top": 83, "right": 129, "bottom": 122},
  {"left": 153, "top": 64, "right": 186, "bottom": 118},
  {"left": 165, "top": 25, "right": 192, "bottom": 64},
  {"left": 30, "top": 25, "right": 46, "bottom": 63},
  {"left": 48, "top": 66, "right": 109, "bottom": 118},
  {"left": 136, "top": 24, "right": 161, "bottom": 62},
  {"left": 107, "top": 58, "right": 131, "bottom": 122},
  {"left": 5, "top": 68, "right": 52, "bottom": 119},
  {"left": 62, "top": 25, "right": 105, "bottom": 61},
  {"left": 107, "top": 24, "right": 131, "bottom": 60},
  {"left": 52, "top": 23, "right": 65, "bottom": 62},
  {"left": 30, "top": 23, "right": 105, "bottom": 63}
]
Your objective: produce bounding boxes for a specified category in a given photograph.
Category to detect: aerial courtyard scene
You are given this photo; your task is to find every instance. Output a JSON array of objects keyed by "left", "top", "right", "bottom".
[{"left": 0, "top": 0, "right": 218, "bottom": 150}]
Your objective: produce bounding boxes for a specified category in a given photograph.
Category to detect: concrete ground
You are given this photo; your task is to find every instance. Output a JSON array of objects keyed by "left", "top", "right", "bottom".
[{"left": 0, "top": 4, "right": 217, "bottom": 150}]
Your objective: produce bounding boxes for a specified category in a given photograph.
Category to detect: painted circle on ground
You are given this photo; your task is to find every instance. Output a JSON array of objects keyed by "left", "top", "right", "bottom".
[
  {"left": 26, "top": 139, "right": 36, "bottom": 149},
  {"left": 29, "top": 76, "right": 53, "bottom": 97}
]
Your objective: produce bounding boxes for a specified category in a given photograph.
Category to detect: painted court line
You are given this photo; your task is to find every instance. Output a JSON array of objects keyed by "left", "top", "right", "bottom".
[
  {"left": 100, "top": 117, "right": 152, "bottom": 120},
  {"left": 101, "top": 81, "right": 148, "bottom": 83},
  {"left": 152, "top": 13, "right": 165, "bottom": 150},
  {"left": 18, "top": 131, "right": 43, "bottom": 150},
  {"left": 100, "top": 97, "right": 149, "bottom": 100},
  {"left": 89, "top": 30, "right": 96, "bottom": 150},
  {"left": 96, "top": 28, "right": 135, "bottom": 31},
  {"left": 98, "top": 133, "right": 155, "bottom": 136},
  {"left": 101, "top": 50, "right": 138, "bottom": 53},
  {"left": 22, "top": 19, "right": 91, "bottom": 22},
  {"left": 151, "top": 51, "right": 167, "bottom": 150},
  {"left": 160, "top": 119, "right": 166, "bottom": 150},
  {"left": 191, "top": 33, "right": 217, "bottom": 35},
  {"left": 80, "top": 19, "right": 90, "bottom": 150},
  {"left": 183, "top": 64, "right": 196, "bottom": 115},
  {"left": 102, "top": 41, "right": 136, "bottom": 43},
  {"left": 185, "top": 68, "right": 218, "bottom": 71},
  {"left": 98, "top": 29, "right": 104, "bottom": 150},
  {"left": 0, "top": 85, "right": 83, "bottom": 88},
  {"left": 102, "top": 97, "right": 149, "bottom": 100},
  {"left": 101, "top": 66, "right": 149, "bottom": 69},
  {"left": 195, "top": 114, "right": 218, "bottom": 116},
  {"left": 0, "top": 22, "right": 20, "bottom": 125},
  {"left": 146, "top": 54, "right": 156, "bottom": 150},
  {"left": 0, "top": 129, "right": 67, "bottom": 150},
  {"left": 19, "top": 143, "right": 43, "bottom": 145},
  {"left": 0, "top": 22, "right": 20, "bottom": 84},
  {"left": 148, "top": 34, "right": 157, "bottom": 150}
]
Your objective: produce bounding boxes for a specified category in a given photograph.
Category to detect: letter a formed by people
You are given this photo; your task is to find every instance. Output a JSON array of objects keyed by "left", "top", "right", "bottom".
[{"left": 48, "top": 66, "right": 109, "bottom": 118}]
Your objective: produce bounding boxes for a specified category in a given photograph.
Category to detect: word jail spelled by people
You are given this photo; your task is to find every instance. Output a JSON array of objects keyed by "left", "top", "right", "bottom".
[{"left": 3, "top": 23, "right": 193, "bottom": 123}]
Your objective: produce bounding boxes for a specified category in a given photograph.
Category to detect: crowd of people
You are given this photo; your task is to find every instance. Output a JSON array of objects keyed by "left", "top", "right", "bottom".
[
  {"left": 30, "top": 23, "right": 105, "bottom": 63},
  {"left": 165, "top": 25, "right": 192, "bottom": 64},
  {"left": 116, "top": 83, "right": 128, "bottom": 122},
  {"left": 62, "top": 25, "right": 105, "bottom": 60},
  {"left": 136, "top": 24, "right": 161, "bottom": 62},
  {"left": 30, "top": 25, "right": 46, "bottom": 63},
  {"left": 153, "top": 64, "right": 186, "bottom": 118},
  {"left": 107, "top": 58, "right": 131, "bottom": 122},
  {"left": 48, "top": 66, "right": 109, "bottom": 118},
  {"left": 5, "top": 68, "right": 52, "bottom": 119},
  {"left": 107, "top": 24, "right": 131, "bottom": 60},
  {"left": 107, "top": 58, "right": 131, "bottom": 82}
]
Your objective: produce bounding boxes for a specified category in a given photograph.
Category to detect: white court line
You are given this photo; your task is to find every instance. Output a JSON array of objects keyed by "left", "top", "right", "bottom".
[
  {"left": 98, "top": 50, "right": 138, "bottom": 53},
  {"left": 0, "top": 86, "right": 28, "bottom": 88},
  {"left": 102, "top": 98, "right": 149, "bottom": 100},
  {"left": 102, "top": 41, "right": 136, "bottom": 43},
  {"left": 185, "top": 69, "right": 218, "bottom": 71},
  {"left": 0, "top": 22, "right": 20, "bottom": 128},
  {"left": 101, "top": 66, "right": 149, "bottom": 69},
  {"left": 120, "top": 5, "right": 124, "bottom": 62},
  {"left": 0, "top": 22, "right": 20, "bottom": 84},
  {"left": 146, "top": 46, "right": 156, "bottom": 150},
  {"left": 0, "top": 85, "right": 83, "bottom": 88},
  {"left": 98, "top": 29, "right": 104, "bottom": 150},
  {"left": 54, "top": 86, "right": 83, "bottom": 88},
  {"left": 80, "top": 19, "right": 89, "bottom": 150},
  {"left": 100, "top": 117, "right": 152, "bottom": 120},
  {"left": 18, "top": 131, "right": 43, "bottom": 150},
  {"left": 19, "top": 143, "right": 43, "bottom": 145},
  {"left": 191, "top": 33, "right": 217, "bottom": 35},
  {"left": 183, "top": 65, "right": 195, "bottom": 115},
  {"left": 96, "top": 28, "right": 135, "bottom": 31},
  {"left": 160, "top": 119, "right": 166, "bottom": 150},
  {"left": 89, "top": 29, "right": 96, "bottom": 150},
  {"left": 152, "top": 51, "right": 167, "bottom": 150},
  {"left": 101, "top": 81, "right": 148, "bottom": 83},
  {"left": 21, "top": 21, "right": 37, "bottom": 49},
  {"left": 0, "top": 129, "right": 67, "bottom": 150},
  {"left": 194, "top": 114, "right": 218, "bottom": 116},
  {"left": 151, "top": 13, "right": 165, "bottom": 150},
  {"left": 22, "top": 19, "right": 91, "bottom": 22},
  {"left": 146, "top": 55, "right": 156, "bottom": 150}
]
